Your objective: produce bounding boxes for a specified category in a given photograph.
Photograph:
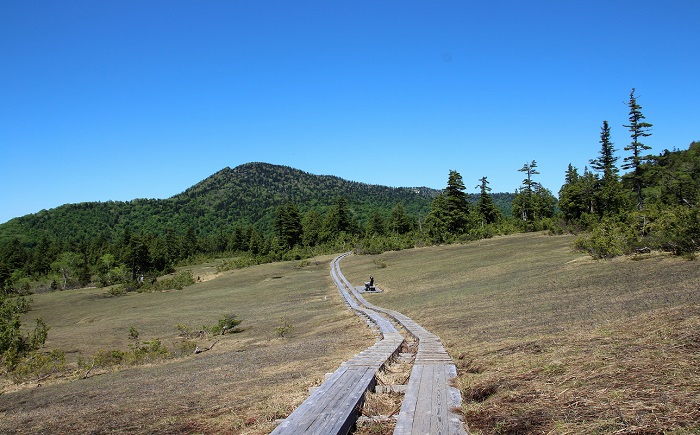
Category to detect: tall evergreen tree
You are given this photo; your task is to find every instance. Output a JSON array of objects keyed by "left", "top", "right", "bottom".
[
  {"left": 366, "top": 211, "right": 387, "bottom": 236},
  {"left": 558, "top": 164, "right": 585, "bottom": 221},
  {"left": 389, "top": 202, "right": 412, "bottom": 235},
  {"left": 182, "top": 226, "right": 199, "bottom": 259},
  {"left": 322, "top": 196, "right": 355, "bottom": 241},
  {"left": 444, "top": 170, "right": 470, "bottom": 234},
  {"left": 622, "top": 88, "right": 653, "bottom": 210},
  {"left": 590, "top": 120, "right": 627, "bottom": 217},
  {"left": 424, "top": 193, "right": 449, "bottom": 242},
  {"left": 302, "top": 209, "right": 323, "bottom": 247},
  {"left": 476, "top": 176, "right": 502, "bottom": 225},
  {"left": 515, "top": 161, "right": 540, "bottom": 221},
  {"left": 248, "top": 229, "right": 264, "bottom": 255},
  {"left": 274, "top": 202, "right": 303, "bottom": 249},
  {"left": 590, "top": 120, "right": 619, "bottom": 181}
]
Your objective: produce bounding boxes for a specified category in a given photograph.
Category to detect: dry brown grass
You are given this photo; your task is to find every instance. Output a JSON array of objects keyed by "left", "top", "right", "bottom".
[
  {"left": 4, "top": 233, "right": 699, "bottom": 434},
  {"left": 341, "top": 233, "right": 700, "bottom": 434},
  {"left": 1, "top": 256, "right": 375, "bottom": 434}
]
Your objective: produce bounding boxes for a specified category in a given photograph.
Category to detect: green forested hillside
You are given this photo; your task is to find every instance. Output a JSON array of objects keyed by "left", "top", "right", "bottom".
[
  {"left": 0, "top": 163, "right": 517, "bottom": 293},
  {"left": 0, "top": 163, "right": 436, "bottom": 244}
]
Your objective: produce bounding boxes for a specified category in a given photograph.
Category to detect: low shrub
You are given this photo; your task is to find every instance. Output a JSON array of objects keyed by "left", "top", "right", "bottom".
[{"left": 9, "top": 349, "right": 65, "bottom": 383}]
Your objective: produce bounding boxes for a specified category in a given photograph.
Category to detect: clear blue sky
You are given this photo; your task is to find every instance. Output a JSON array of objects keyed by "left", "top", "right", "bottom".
[{"left": 2, "top": 1, "right": 699, "bottom": 224}]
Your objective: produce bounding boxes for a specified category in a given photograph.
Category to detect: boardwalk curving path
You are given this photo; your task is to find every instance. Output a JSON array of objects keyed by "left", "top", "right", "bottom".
[{"left": 272, "top": 253, "right": 466, "bottom": 434}]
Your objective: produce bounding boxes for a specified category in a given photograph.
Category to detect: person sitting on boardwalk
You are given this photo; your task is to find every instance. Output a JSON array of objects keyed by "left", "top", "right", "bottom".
[{"left": 365, "top": 276, "right": 375, "bottom": 291}]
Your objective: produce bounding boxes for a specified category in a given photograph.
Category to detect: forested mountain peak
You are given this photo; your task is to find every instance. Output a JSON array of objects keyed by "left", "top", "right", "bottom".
[
  {"left": 0, "top": 162, "right": 442, "bottom": 245},
  {"left": 176, "top": 162, "right": 437, "bottom": 201}
]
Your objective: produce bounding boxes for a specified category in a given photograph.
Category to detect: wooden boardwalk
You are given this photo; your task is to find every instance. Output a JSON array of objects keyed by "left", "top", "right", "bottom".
[{"left": 271, "top": 253, "right": 466, "bottom": 434}]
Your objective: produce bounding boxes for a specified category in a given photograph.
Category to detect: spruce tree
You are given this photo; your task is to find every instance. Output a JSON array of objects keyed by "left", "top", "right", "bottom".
[
  {"left": 558, "top": 164, "right": 585, "bottom": 221},
  {"left": 302, "top": 209, "right": 322, "bottom": 247},
  {"left": 274, "top": 202, "right": 302, "bottom": 249},
  {"left": 366, "top": 211, "right": 387, "bottom": 236},
  {"left": 424, "top": 193, "right": 449, "bottom": 242},
  {"left": 590, "top": 120, "right": 619, "bottom": 181},
  {"left": 476, "top": 176, "right": 502, "bottom": 225},
  {"left": 622, "top": 88, "right": 653, "bottom": 210},
  {"left": 515, "top": 161, "right": 540, "bottom": 221},
  {"left": 590, "top": 120, "right": 627, "bottom": 217},
  {"left": 389, "top": 202, "right": 412, "bottom": 235},
  {"left": 444, "top": 170, "right": 470, "bottom": 234}
]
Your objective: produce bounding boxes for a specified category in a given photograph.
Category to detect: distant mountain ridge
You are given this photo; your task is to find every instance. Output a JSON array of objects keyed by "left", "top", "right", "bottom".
[{"left": 0, "top": 163, "right": 454, "bottom": 244}]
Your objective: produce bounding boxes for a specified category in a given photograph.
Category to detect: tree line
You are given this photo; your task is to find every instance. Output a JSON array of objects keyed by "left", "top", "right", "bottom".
[
  {"left": 1, "top": 89, "right": 698, "bottom": 295},
  {"left": 559, "top": 89, "right": 699, "bottom": 258}
]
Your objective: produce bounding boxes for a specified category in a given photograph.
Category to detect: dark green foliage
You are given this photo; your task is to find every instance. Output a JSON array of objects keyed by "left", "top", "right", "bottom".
[
  {"left": 444, "top": 170, "right": 471, "bottom": 234},
  {"left": 274, "top": 202, "right": 303, "bottom": 249},
  {"left": 644, "top": 142, "right": 700, "bottom": 208},
  {"left": 366, "top": 211, "right": 387, "bottom": 237},
  {"left": 590, "top": 120, "right": 619, "bottom": 181},
  {"left": 423, "top": 170, "right": 473, "bottom": 242},
  {"left": 568, "top": 139, "right": 700, "bottom": 257},
  {"left": 513, "top": 161, "right": 556, "bottom": 229},
  {"left": 210, "top": 314, "right": 243, "bottom": 335},
  {"left": 424, "top": 193, "right": 450, "bottom": 243},
  {"left": 1, "top": 293, "right": 49, "bottom": 369},
  {"left": 389, "top": 202, "right": 413, "bottom": 235},
  {"left": 622, "top": 88, "right": 653, "bottom": 210},
  {"left": 0, "top": 163, "right": 520, "bottom": 293},
  {"left": 476, "top": 176, "right": 503, "bottom": 225},
  {"left": 574, "top": 216, "right": 636, "bottom": 258},
  {"left": 559, "top": 165, "right": 586, "bottom": 222},
  {"left": 514, "top": 160, "right": 540, "bottom": 222},
  {"left": 646, "top": 205, "right": 700, "bottom": 257},
  {"left": 301, "top": 209, "right": 323, "bottom": 247},
  {"left": 322, "top": 196, "right": 356, "bottom": 241}
]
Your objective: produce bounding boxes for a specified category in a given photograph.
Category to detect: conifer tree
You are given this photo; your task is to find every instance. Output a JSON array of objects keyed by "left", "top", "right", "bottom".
[
  {"left": 424, "top": 193, "right": 449, "bottom": 242},
  {"left": 590, "top": 120, "right": 627, "bottom": 217},
  {"left": 590, "top": 120, "right": 619, "bottom": 181},
  {"left": 476, "top": 176, "right": 502, "bottom": 225},
  {"left": 389, "top": 202, "right": 412, "bottom": 235},
  {"left": 274, "top": 202, "right": 302, "bottom": 249},
  {"left": 366, "top": 211, "right": 387, "bottom": 236},
  {"left": 558, "top": 164, "right": 585, "bottom": 221},
  {"left": 622, "top": 88, "right": 653, "bottom": 210},
  {"left": 444, "top": 170, "right": 470, "bottom": 234},
  {"left": 302, "top": 209, "right": 322, "bottom": 247},
  {"left": 515, "top": 161, "right": 540, "bottom": 221}
]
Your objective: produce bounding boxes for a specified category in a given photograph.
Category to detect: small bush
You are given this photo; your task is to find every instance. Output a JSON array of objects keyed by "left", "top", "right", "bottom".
[
  {"left": 217, "top": 255, "right": 269, "bottom": 272},
  {"left": 10, "top": 349, "right": 65, "bottom": 383},
  {"left": 176, "top": 340, "right": 197, "bottom": 356},
  {"left": 275, "top": 318, "right": 293, "bottom": 338},
  {"left": 209, "top": 314, "right": 243, "bottom": 335},
  {"left": 373, "top": 258, "right": 388, "bottom": 269},
  {"left": 108, "top": 286, "right": 127, "bottom": 296},
  {"left": 127, "top": 339, "right": 169, "bottom": 364},
  {"left": 146, "top": 270, "right": 195, "bottom": 291},
  {"left": 574, "top": 218, "right": 635, "bottom": 259}
]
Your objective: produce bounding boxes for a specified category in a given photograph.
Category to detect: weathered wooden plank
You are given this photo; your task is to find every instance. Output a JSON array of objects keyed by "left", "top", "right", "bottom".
[
  {"left": 317, "top": 366, "right": 377, "bottom": 434},
  {"left": 430, "top": 365, "right": 449, "bottom": 435},
  {"left": 277, "top": 366, "right": 374, "bottom": 434},
  {"left": 410, "top": 365, "right": 435, "bottom": 435},
  {"left": 394, "top": 364, "right": 423, "bottom": 434},
  {"left": 271, "top": 366, "right": 350, "bottom": 434}
]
